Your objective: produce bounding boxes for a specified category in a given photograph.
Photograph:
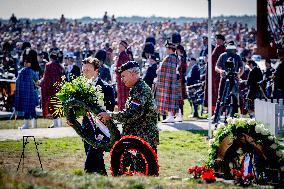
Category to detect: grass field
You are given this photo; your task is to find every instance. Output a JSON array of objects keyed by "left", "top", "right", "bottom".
[
  {"left": 0, "top": 131, "right": 260, "bottom": 189},
  {"left": 0, "top": 101, "right": 260, "bottom": 188}
]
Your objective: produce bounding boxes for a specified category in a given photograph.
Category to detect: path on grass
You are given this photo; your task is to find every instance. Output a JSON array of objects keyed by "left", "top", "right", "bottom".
[{"left": 0, "top": 120, "right": 209, "bottom": 141}]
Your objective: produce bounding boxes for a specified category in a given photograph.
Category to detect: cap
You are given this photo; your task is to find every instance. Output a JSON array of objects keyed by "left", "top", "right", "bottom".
[
  {"left": 202, "top": 36, "right": 208, "bottom": 40},
  {"left": 190, "top": 57, "right": 196, "bottom": 61},
  {"left": 226, "top": 41, "right": 237, "bottom": 50},
  {"left": 118, "top": 61, "right": 140, "bottom": 74}
]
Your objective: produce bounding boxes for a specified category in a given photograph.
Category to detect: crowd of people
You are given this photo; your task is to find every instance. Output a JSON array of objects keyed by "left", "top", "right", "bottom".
[{"left": 0, "top": 13, "right": 283, "bottom": 129}]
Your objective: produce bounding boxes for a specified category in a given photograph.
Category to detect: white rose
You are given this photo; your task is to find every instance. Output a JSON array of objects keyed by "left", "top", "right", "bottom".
[
  {"left": 227, "top": 117, "right": 233, "bottom": 124},
  {"left": 276, "top": 150, "right": 283, "bottom": 157},
  {"left": 247, "top": 118, "right": 256, "bottom": 126},
  {"left": 270, "top": 143, "right": 278, "bottom": 150},
  {"left": 209, "top": 138, "right": 215, "bottom": 145},
  {"left": 268, "top": 136, "right": 275, "bottom": 141},
  {"left": 213, "top": 130, "right": 218, "bottom": 137},
  {"left": 217, "top": 123, "right": 225, "bottom": 130},
  {"left": 260, "top": 128, "right": 270, "bottom": 135},
  {"left": 255, "top": 124, "right": 265, "bottom": 134},
  {"left": 232, "top": 118, "right": 238, "bottom": 125},
  {"left": 255, "top": 125, "right": 261, "bottom": 133}
]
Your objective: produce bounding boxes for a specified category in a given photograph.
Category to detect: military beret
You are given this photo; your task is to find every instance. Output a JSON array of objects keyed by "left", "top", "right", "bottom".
[{"left": 118, "top": 61, "right": 140, "bottom": 74}]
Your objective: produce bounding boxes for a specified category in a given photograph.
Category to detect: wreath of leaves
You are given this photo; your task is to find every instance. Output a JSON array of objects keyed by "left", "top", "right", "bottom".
[
  {"left": 56, "top": 76, "right": 105, "bottom": 118},
  {"left": 56, "top": 76, "right": 120, "bottom": 151},
  {"left": 63, "top": 99, "right": 120, "bottom": 152},
  {"left": 206, "top": 118, "right": 284, "bottom": 178}
]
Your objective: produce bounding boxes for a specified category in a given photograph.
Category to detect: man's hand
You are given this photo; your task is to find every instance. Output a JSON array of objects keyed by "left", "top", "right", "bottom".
[
  {"left": 66, "top": 120, "right": 74, "bottom": 127},
  {"left": 221, "top": 70, "right": 227, "bottom": 77},
  {"left": 98, "top": 112, "right": 111, "bottom": 123}
]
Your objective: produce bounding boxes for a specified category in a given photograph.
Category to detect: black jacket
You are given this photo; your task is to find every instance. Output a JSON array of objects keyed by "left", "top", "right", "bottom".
[
  {"left": 247, "top": 66, "right": 263, "bottom": 99},
  {"left": 187, "top": 63, "right": 200, "bottom": 86},
  {"left": 143, "top": 63, "right": 157, "bottom": 89},
  {"left": 66, "top": 65, "right": 81, "bottom": 82},
  {"left": 96, "top": 78, "right": 115, "bottom": 111}
]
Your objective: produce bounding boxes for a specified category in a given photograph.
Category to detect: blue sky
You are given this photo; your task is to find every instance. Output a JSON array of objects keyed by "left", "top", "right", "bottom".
[{"left": 0, "top": 0, "right": 256, "bottom": 19}]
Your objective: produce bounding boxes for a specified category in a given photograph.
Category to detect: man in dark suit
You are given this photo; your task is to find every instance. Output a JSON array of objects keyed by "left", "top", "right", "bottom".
[
  {"left": 186, "top": 59, "right": 200, "bottom": 117},
  {"left": 78, "top": 57, "right": 115, "bottom": 175},
  {"left": 272, "top": 48, "right": 284, "bottom": 99},
  {"left": 143, "top": 54, "right": 158, "bottom": 89},
  {"left": 187, "top": 61, "right": 200, "bottom": 86},
  {"left": 82, "top": 41, "right": 93, "bottom": 59},
  {"left": 95, "top": 49, "right": 112, "bottom": 83},
  {"left": 65, "top": 54, "right": 81, "bottom": 82}
]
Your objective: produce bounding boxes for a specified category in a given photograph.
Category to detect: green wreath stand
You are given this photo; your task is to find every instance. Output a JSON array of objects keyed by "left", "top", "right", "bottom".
[
  {"left": 63, "top": 99, "right": 121, "bottom": 152},
  {"left": 207, "top": 119, "right": 284, "bottom": 186}
]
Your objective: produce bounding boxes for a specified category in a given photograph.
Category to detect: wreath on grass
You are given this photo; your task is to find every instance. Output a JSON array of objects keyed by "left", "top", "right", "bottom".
[
  {"left": 206, "top": 118, "right": 284, "bottom": 186},
  {"left": 56, "top": 76, "right": 121, "bottom": 152},
  {"left": 110, "top": 135, "right": 159, "bottom": 176}
]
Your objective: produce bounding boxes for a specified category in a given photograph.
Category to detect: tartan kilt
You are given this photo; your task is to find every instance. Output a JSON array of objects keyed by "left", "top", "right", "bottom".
[
  {"left": 155, "top": 55, "right": 179, "bottom": 113},
  {"left": 14, "top": 68, "right": 39, "bottom": 113}
]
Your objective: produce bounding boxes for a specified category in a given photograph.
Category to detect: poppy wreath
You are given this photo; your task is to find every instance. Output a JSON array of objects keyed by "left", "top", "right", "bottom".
[
  {"left": 63, "top": 99, "right": 121, "bottom": 152},
  {"left": 206, "top": 118, "right": 284, "bottom": 186},
  {"left": 110, "top": 135, "right": 159, "bottom": 176}
]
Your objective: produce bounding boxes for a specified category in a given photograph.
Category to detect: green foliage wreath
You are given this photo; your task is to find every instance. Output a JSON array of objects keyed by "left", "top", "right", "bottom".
[
  {"left": 206, "top": 118, "right": 284, "bottom": 184},
  {"left": 56, "top": 76, "right": 120, "bottom": 151}
]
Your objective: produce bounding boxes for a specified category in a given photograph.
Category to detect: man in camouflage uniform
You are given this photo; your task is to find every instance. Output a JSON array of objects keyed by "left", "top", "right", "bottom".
[{"left": 99, "top": 61, "right": 159, "bottom": 150}]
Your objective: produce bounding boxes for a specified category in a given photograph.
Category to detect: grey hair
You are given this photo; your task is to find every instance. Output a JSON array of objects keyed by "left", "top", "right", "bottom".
[{"left": 127, "top": 67, "right": 140, "bottom": 74}]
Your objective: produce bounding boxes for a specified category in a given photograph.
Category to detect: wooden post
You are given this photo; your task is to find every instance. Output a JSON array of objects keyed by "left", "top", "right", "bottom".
[{"left": 256, "top": 0, "right": 277, "bottom": 58}]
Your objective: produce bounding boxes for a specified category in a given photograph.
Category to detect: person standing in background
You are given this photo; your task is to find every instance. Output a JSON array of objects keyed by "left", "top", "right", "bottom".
[
  {"left": 95, "top": 49, "right": 112, "bottom": 83},
  {"left": 65, "top": 54, "right": 80, "bottom": 82},
  {"left": 176, "top": 45, "right": 187, "bottom": 122},
  {"left": 204, "top": 34, "right": 226, "bottom": 114},
  {"left": 115, "top": 40, "right": 130, "bottom": 111},
  {"left": 15, "top": 48, "right": 41, "bottom": 129},
  {"left": 40, "top": 49, "right": 64, "bottom": 128},
  {"left": 156, "top": 40, "right": 179, "bottom": 123},
  {"left": 245, "top": 60, "right": 263, "bottom": 118}
]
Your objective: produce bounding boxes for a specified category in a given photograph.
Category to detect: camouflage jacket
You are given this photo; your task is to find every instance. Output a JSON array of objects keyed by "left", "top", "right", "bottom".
[{"left": 112, "top": 78, "right": 159, "bottom": 149}]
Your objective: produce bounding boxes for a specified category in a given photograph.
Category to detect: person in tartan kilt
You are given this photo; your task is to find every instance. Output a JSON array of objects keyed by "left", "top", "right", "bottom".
[
  {"left": 15, "top": 48, "right": 41, "bottom": 129},
  {"left": 155, "top": 40, "right": 179, "bottom": 123},
  {"left": 115, "top": 40, "right": 130, "bottom": 111}
]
